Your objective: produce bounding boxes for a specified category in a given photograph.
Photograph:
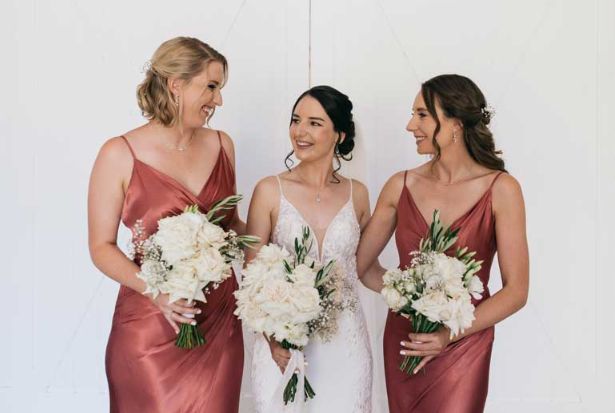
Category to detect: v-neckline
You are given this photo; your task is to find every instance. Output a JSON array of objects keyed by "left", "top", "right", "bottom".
[
  {"left": 403, "top": 184, "right": 492, "bottom": 231},
  {"left": 280, "top": 195, "right": 354, "bottom": 262},
  {"left": 132, "top": 147, "right": 224, "bottom": 200}
]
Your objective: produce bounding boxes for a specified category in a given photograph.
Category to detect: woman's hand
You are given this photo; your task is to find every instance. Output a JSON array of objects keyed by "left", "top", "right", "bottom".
[
  {"left": 267, "top": 338, "right": 292, "bottom": 373},
  {"left": 150, "top": 294, "right": 201, "bottom": 334},
  {"left": 400, "top": 327, "right": 452, "bottom": 374}
]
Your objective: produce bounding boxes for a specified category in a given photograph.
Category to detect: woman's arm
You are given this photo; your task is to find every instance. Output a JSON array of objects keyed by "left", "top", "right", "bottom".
[
  {"left": 88, "top": 137, "right": 198, "bottom": 333},
  {"left": 356, "top": 172, "right": 405, "bottom": 291}
]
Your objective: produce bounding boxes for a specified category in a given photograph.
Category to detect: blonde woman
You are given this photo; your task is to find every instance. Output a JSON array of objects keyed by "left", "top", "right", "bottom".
[{"left": 88, "top": 37, "right": 244, "bottom": 412}]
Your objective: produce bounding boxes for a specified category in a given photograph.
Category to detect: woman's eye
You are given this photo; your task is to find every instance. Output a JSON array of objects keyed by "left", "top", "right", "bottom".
[{"left": 310, "top": 122, "right": 322, "bottom": 127}]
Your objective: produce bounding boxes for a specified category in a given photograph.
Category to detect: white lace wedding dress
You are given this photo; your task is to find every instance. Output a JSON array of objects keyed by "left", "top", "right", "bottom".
[{"left": 250, "top": 177, "right": 373, "bottom": 413}]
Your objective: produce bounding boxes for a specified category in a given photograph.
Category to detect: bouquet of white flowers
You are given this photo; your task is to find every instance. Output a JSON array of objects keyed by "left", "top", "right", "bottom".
[
  {"left": 134, "top": 194, "right": 259, "bottom": 349},
  {"left": 234, "top": 227, "right": 353, "bottom": 406},
  {"left": 381, "top": 210, "right": 484, "bottom": 375}
]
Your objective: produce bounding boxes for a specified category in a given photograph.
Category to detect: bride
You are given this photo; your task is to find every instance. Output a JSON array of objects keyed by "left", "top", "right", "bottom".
[{"left": 245, "top": 85, "right": 374, "bottom": 412}]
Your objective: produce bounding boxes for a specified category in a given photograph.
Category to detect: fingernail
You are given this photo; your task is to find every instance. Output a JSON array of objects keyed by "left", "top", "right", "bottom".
[
  {"left": 400, "top": 351, "right": 406, "bottom": 355},
  {"left": 400, "top": 341, "right": 406, "bottom": 346},
  {"left": 197, "top": 309, "right": 202, "bottom": 314},
  {"left": 191, "top": 321, "right": 197, "bottom": 326}
]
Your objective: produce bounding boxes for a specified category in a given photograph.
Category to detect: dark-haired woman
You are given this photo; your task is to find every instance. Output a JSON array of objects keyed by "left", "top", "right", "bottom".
[
  {"left": 357, "top": 74, "right": 529, "bottom": 413},
  {"left": 246, "top": 85, "right": 375, "bottom": 412}
]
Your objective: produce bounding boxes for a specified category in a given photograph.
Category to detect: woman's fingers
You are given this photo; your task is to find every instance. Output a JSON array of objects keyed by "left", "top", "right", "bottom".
[
  {"left": 408, "top": 332, "right": 436, "bottom": 343},
  {"left": 400, "top": 340, "right": 433, "bottom": 351},
  {"left": 413, "top": 355, "right": 435, "bottom": 374},
  {"left": 170, "top": 302, "right": 201, "bottom": 315},
  {"left": 170, "top": 311, "right": 198, "bottom": 326},
  {"left": 163, "top": 314, "right": 180, "bottom": 334}
]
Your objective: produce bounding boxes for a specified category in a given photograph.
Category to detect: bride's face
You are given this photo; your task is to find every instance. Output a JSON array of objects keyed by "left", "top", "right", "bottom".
[
  {"left": 289, "top": 96, "right": 339, "bottom": 163},
  {"left": 406, "top": 92, "right": 458, "bottom": 155}
]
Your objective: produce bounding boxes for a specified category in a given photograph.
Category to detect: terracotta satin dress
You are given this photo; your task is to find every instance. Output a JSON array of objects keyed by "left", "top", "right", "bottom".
[
  {"left": 105, "top": 133, "right": 243, "bottom": 413},
  {"left": 384, "top": 171, "right": 504, "bottom": 413}
]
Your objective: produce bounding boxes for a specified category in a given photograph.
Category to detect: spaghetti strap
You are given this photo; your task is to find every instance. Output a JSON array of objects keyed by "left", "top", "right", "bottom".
[
  {"left": 348, "top": 178, "right": 354, "bottom": 203},
  {"left": 120, "top": 135, "right": 136, "bottom": 159},
  {"left": 489, "top": 171, "right": 505, "bottom": 189},
  {"left": 275, "top": 175, "right": 285, "bottom": 198},
  {"left": 403, "top": 170, "right": 408, "bottom": 185}
]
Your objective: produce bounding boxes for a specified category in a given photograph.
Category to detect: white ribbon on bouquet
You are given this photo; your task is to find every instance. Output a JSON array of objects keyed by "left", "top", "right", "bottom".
[{"left": 266, "top": 349, "right": 307, "bottom": 413}]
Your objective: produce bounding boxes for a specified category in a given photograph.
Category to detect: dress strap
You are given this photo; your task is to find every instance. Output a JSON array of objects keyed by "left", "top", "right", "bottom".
[
  {"left": 120, "top": 135, "right": 136, "bottom": 159},
  {"left": 403, "top": 170, "right": 408, "bottom": 185},
  {"left": 488, "top": 171, "right": 505, "bottom": 189},
  {"left": 275, "top": 175, "right": 285, "bottom": 198},
  {"left": 348, "top": 178, "right": 354, "bottom": 203}
]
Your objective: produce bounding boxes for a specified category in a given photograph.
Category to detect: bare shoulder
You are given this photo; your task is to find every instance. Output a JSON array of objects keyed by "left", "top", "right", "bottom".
[
  {"left": 350, "top": 178, "right": 369, "bottom": 200},
  {"left": 492, "top": 173, "right": 525, "bottom": 211},
  {"left": 252, "top": 175, "right": 281, "bottom": 204},
  {"left": 214, "top": 129, "right": 235, "bottom": 155},
  {"left": 96, "top": 136, "right": 133, "bottom": 168},
  {"left": 382, "top": 170, "right": 407, "bottom": 198}
]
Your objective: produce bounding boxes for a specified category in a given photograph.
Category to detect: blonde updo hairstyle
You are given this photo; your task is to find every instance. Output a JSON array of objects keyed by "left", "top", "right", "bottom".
[{"left": 137, "top": 37, "right": 227, "bottom": 127}]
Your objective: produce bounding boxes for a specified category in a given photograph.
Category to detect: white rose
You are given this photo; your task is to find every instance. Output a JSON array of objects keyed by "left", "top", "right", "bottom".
[
  {"left": 197, "top": 221, "right": 228, "bottom": 250},
  {"left": 443, "top": 297, "right": 476, "bottom": 338},
  {"left": 381, "top": 286, "right": 408, "bottom": 312},
  {"left": 257, "top": 244, "right": 290, "bottom": 267},
  {"left": 289, "top": 264, "right": 317, "bottom": 286},
  {"left": 161, "top": 265, "right": 205, "bottom": 303},
  {"left": 467, "top": 275, "right": 484, "bottom": 300},
  {"left": 411, "top": 291, "right": 450, "bottom": 323},
  {"left": 383, "top": 268, "right": 403, "bottom": 285},
  {"left": 289, "top": 285, "right": 321, "bottom": 323},
  {"left": 256, "top": 279, "right": 295, "bottom": 319},
  {"left": 272, "top": 322, "right": 309, "bottom": 347},
  {"left": 154, "top": 212, "right": 202, "bottom": 264},
  {"left": 192, "top": 247, "right": 231, "bottom": 283}
]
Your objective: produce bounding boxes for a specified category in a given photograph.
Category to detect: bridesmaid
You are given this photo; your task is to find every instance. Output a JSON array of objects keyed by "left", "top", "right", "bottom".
[
  {"left": 357, "top": 74, "right": 529, "bottom": 412},
  {"left": 88, "top": 37, "right": 245, "bottom": 412}
]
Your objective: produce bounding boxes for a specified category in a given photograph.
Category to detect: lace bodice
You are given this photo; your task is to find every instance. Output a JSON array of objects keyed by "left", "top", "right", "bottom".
[{"left": 272, "top": 177, "right": 361, "bottom": 291}]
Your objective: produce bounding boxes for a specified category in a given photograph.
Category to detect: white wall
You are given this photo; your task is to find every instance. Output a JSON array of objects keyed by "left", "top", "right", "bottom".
[{"left": 2, "top": 0, "right": 614, "bottom": 412}]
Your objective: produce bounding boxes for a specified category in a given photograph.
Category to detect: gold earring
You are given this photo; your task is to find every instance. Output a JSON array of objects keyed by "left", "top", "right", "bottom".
[
  {"left": 453, "top": 131, "right": 457, "bottom": 143},
  {"left": 175, "top": 95, "right": 180, "bottom": 106}
]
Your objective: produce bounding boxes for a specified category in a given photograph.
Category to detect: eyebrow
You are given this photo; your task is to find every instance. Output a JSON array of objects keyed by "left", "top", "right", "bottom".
[
  {"left": 413, "top": 107, "right": 428, "bottom": 111},
  {"left": 291, "top": 114, "right": 326, "bottom": 122}
]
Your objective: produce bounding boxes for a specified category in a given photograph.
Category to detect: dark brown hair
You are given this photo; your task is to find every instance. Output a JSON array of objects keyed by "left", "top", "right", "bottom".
[
  {"left": 422, "top": 74, "right": 506, "bottom": 172},
  {"left": 285, "top": 85, "right": 356, "bottom": 182}
]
